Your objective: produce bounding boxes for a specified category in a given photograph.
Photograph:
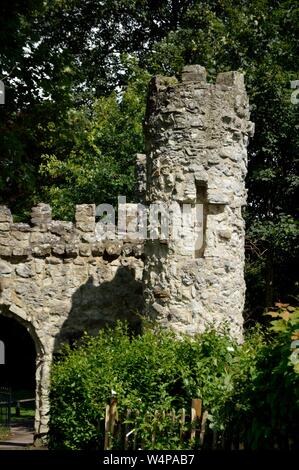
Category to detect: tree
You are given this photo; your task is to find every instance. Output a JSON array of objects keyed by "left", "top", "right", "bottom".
[
  {"left": 39, "top": 60, "right": 150, "bottom": 218},
  {"left": 0, "top": 0, "right": 298, "bottom": 314}
]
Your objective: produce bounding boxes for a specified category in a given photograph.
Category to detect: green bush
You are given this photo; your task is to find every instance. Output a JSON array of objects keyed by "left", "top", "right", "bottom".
[
  {"left": 49, "top": 319, "right": 299, "bottom": 450},
  {"left": 220, "top": 306, "right": 299, "bottom": 449},
  {"left": 49, "top": 322, "right": 237, "bottom": 449}
]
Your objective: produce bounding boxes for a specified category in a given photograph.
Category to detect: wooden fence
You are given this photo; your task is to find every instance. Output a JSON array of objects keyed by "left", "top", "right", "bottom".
[{"left": 104, "top": 397, "right": 240, "bottom": 450}]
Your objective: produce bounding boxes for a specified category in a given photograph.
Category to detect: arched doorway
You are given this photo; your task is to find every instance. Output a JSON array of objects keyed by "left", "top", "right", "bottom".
[
  {"left": 0, "top": 315, "right": 36, "bottom": 391},
  {"left": 0, "top": 314, "right": 36, "bottom": 435},
  {"left": 0, "top": 305, "right": 50, "bottom": 442}
]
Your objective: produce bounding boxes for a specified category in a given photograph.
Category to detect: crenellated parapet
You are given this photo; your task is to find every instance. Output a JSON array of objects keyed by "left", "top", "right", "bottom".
[{"left": 0, "top": 203, "right": 144, "bottom": 260}]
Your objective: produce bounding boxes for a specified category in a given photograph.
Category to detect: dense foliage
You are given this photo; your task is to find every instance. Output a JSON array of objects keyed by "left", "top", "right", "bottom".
[{"left": 49, "top": 314, "right": 299, "bottom": 450}]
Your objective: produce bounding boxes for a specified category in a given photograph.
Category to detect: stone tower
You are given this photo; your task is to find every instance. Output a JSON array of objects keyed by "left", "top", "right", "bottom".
[{"left": 143, "top": 65, "right": 254, "bottom": 341}]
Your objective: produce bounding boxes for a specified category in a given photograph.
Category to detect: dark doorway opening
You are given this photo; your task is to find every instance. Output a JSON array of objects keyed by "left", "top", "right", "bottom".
[
  {"left": 0, "top": 315, "right": 35, "bottom": 391},
  {"left": 0, "top": 315, "right": 36, "bottom": 431}
]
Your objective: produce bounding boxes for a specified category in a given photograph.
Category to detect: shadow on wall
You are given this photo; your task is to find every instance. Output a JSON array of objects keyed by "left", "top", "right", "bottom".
[{"left": 54, "top": 265, "right": 143, "bottom": 352}]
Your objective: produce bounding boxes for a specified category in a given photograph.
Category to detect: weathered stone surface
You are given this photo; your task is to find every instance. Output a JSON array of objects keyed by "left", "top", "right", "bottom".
[
  {"left": 16, "top": 263, "right": 33, "bottom": 278},
  {"left": 0, "top": 204, "right": 144, "bottom": 441},
  {"left": 0, "top": 246, "right": 12, "bottom": 257},
  {"left": 181, "top": 64, "right": 207, "bottom": 83},
  {"left": 0, "top": 206, "right": 13, "bottom": 223},
  {"left": 75, "top": 204, "right": 96, "bottom": 232},
  {"left": 0, "top": 260, "right": 13, "bottom": 276},
  {"left": 136, "top": 153, "right": 147, "bottom": 202},
  {"left": 31, "top": 203, "right": 52, "bottom": 226},
  {"left": 143, "top": 64, "right": 253, "bottom": 342}
]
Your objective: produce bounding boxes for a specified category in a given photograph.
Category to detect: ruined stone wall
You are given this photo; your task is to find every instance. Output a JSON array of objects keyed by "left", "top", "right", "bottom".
[
  {"left": 0, "top": 203, "right": 144, "bottom": 436},
  {"left": 0, "top": 64, "right": 254, "bottom": 439},
  {"left": 143, "top": 65, "right": 254, "bottom": 340}
]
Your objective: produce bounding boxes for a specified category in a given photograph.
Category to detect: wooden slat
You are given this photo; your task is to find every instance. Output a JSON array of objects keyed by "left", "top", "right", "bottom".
[
  {"left": 104, "top": 396, "right": 118, "bottom": 450},
  {"left": 133, "top": 410, "right": 139, "bottom": 450},
  {"left": 199, "top": 410, "right": 208, "bottom": 447},
  {"left": 180, "top": 408, "right": 186, "bottom": 443},
  {"left": 104, "top": 403, "right": 110, "bottom": 450},
  {"left": 190, "top": 398, "right": 202, "bottom": 442},
  {"left": 124, "top": 409, "right": 131, "bottom": 450},
  {"left": 109, "top": 396, "right": 118, "bottom": 441}
]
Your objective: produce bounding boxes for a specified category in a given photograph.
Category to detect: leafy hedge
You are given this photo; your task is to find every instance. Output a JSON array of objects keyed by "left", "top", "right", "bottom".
[{"left": 49, "top": 312, "right": 299, "bottom": 450}]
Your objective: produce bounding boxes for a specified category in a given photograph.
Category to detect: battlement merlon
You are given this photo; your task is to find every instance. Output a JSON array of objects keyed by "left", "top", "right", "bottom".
[
  {"left": 143, "top": 65, "right": 254, "bottom": 205},
  {"left": 144, "top": 65, "right": 254, "bottom": 139}
]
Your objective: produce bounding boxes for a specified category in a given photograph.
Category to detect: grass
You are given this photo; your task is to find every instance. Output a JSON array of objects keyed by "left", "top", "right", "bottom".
[
  {"left": 11, "top": 404, "right": 35, "bottom": 422},
  {"left": 11, "top": 389, "right": 35, "bottom": 423},
  {"left": 0, "top": 389, "right": 35, "bottom": 441},
  {"left": 0, "top": 426, "right": 11, "bottom": 440}
]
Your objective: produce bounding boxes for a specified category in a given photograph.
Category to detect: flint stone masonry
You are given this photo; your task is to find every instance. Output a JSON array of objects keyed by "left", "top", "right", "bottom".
[
  {"left": 0, "top": 65, "right": 253, "bottom": 441},
  {"left": 0, "top": 203, "right": 144, "bottom": 438},
  {"left": 143, "top": 65, "right": 254, "bottom": 339}
]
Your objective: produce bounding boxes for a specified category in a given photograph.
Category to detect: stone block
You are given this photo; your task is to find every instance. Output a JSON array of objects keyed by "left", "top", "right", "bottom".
[
  {"left": 9, "top": 303, "right": 27, "bottom": 320},
  {"left": 216, "top": 71, "right": 245, "bottom": 90},
  {"left": 181, "top": 65, "right": 207, "bottom": 83},
  {"left": 0, "top": 206, "right": 12, "bottom": 223},
  {"left": 79, "top": 244, "right": 91, "bottom": 257},
  {"left": 0, "top": 222, "right": 10, "bottom": 231},
  {"left": 75, "top": 204, "right": 95, "bottom": 222},
  {"left": 0, "top": 260, "right": 13, "bottom": 275},
  {"left": 65, "top": 243, "right": 79, "bottom": 257},
  {"left": 52, "top": 243, "right": 65, "bottom": 256},
  {"left": 16, "top": 263, "right": 33, "bottom": 278},
  {"left": 76, "top": 222, "right": 95, "bottom": 232},
  {"left": 46, "top": 257, "right": 62, "bottom": 265},
  {"left": 0, "top": 245, "right": 12, "bottom": 256},
  {"left": 11, "top": 229, "right": 30, "bottom": 241},
  {"left": 31, "top": 203, "right": 52, "bottom": 226},
  {"left": 104, "top": 241, "right": 122, "bottom": 256},
  {"left": 49, "top": 220, "right": 73, "bottom": 235},
  {"left": 32, "top": 244, "right": 51, "bottom": 257},
  {"left": 11, "top": 223, "right": 31, "bottom": 232},
  {"left": 91, "top": 242, "right": 104, "bottom": 256}
]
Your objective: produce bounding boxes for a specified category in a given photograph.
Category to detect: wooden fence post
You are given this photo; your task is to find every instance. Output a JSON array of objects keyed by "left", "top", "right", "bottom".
[
  {"left": 133, "top": 410, "right": 139, "bottom": 450},
  {"left": 190, "top": 399, "right": 202, "bottom": 443},
  {"left": 199, "top": 410, "right": 208, "bottom": 447},
  {"left": 104, "top": 395, "right": 118, "bottom": 450},
  {"left": 124, "top": 409, "right": 132, "bottom": 450},
  {"left": 103, "top": 397, "right": 216, "bottom": 450},
  {"left": 180, "top": 408, "right": 186, "bottom": 443}
]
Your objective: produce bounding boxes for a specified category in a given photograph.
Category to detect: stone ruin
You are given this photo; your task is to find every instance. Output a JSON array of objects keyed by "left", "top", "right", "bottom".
[{"left": 0, "top": 65, "right": 254, "bottom": 440}]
